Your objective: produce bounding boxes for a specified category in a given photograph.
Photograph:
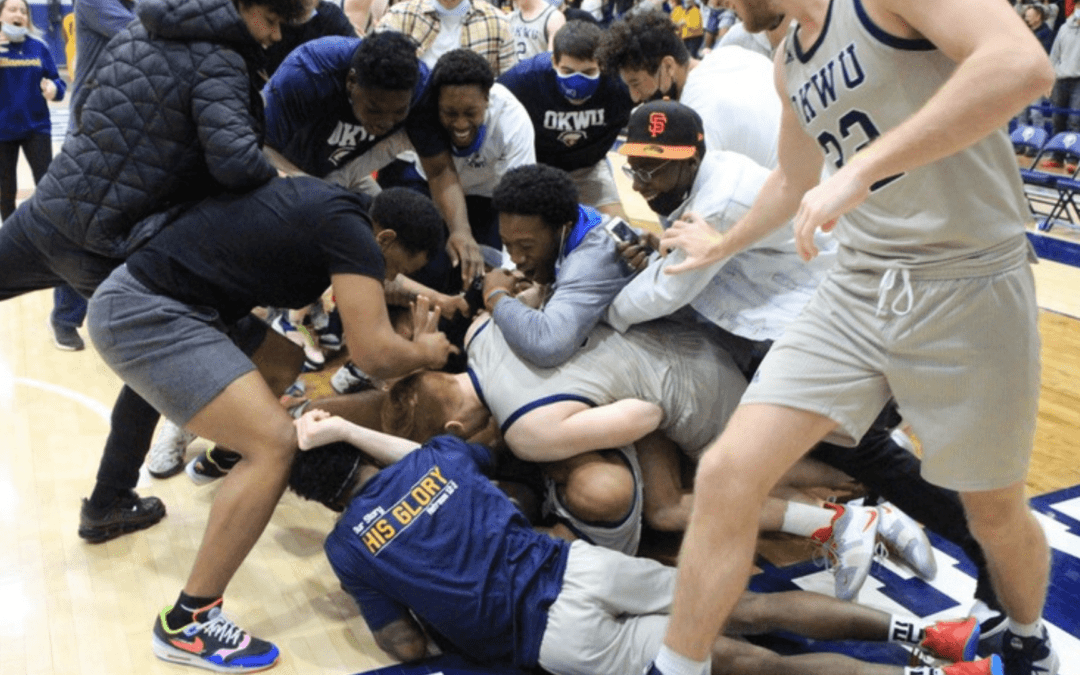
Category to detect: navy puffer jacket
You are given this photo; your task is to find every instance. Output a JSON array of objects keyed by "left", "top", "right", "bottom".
[{"left": 31, "top": 0, "right": 278, "bottom": 259}]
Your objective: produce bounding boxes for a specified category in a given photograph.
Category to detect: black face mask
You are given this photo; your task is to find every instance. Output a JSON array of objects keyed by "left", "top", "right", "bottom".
[{"left": 647, "top": 188, "right": 690, "bottom": 218}]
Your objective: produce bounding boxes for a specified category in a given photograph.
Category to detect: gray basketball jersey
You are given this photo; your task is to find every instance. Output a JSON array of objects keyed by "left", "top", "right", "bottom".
[
  {"left": 781, "top": 0, "right": 1031, "bottom": 274},
  {"left": 466, "top": 318, "right": 746, "bottom": 459},
  {"left": 542, "top": 445, "right": 644, "bottom": 555}
]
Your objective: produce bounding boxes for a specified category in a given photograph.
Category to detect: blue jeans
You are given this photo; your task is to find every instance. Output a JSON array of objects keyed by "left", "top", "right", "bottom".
[{"left": 52, "top": 284, "right": 88, "bottom": 329}]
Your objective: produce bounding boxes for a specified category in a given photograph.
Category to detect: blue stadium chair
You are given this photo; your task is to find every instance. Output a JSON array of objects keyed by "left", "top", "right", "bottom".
[
  {"left": 1012, "top": 125, "right": 1060, "bottom": 228},
  {"left": 1032, "top": 132, "right": 1080, "bottom": 231},
  {"left": 1011, "top": 124, "right": 1048, "bottom": 158}
]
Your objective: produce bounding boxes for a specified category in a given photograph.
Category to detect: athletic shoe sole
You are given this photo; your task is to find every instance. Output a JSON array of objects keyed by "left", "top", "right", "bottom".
[{"left": 152, "top": 635, "right": 280, "bottom": 674}]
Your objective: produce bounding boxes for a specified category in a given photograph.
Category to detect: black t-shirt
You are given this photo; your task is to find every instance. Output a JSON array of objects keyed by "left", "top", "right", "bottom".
[{"left": 127, "top": 177, "right": 385, "bottom": 325}]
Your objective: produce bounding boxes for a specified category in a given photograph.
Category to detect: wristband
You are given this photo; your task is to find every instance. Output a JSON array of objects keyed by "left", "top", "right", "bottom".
[{"left": 485, "top": 288, "right": 510, "bottom": 306}]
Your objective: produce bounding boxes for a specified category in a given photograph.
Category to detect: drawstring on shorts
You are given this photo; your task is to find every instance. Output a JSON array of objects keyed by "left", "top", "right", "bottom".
[{"left": 875, "top": 268, "right": 914, "bottom": 317}]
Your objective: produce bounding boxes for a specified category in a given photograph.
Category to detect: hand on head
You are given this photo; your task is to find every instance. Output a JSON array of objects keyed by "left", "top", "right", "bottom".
[{"left": 295, "top": 409, "right": 349, "bottom": 450}]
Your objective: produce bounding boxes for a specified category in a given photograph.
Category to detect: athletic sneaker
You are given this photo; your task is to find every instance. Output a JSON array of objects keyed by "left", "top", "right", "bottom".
[
  {"left": 1002, "top": 626, "right": 1060, "bottom": 675},
  {"left": 922, "top": 617, "right": 981, "bottom": 662},
  {"left": 78, "top": 491, "right": 166, "bottom": 543},
  {"left": 153, "top": 601, "right": 280, "bottom": 673},
  {"left": 942, "top": 655, "right": 1004, "bottom": 675},
  {"left": 877, "top": 501, "right": 937, "bottom": 580},
  {"left": 50, "top": 320, "right": 85, "bottom": 351},
  {"left": 148, "top": 420, "right": 197, "bottom": 479},
  {"left": 186, "top": 448, "right": 240, "bottom": 486},
  {"left": 315, "top": 306, "right": 344, "bottom": 352},
  {"left": 270, "top": 314, "right": 324, "bottom": 370},
  {"left": 818, "top": 503, "right": 878, "bottom": 601},
  {"left": 330, "top": 361, "right": 378, "bottom": 395}
]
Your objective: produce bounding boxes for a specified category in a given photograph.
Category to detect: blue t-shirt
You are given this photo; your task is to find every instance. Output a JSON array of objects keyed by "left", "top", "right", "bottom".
[
  {"left": 0, "top": 36, "right": 65, "bottom": 141},
  {"left": 325, "top": 435, "right": 569, "bottom": 669},
  {"left": 263, "top": 36, "right": 447, "bottom": 177},
  {"left": 497, "top": 52, "right": 633, "bottom": 171}
]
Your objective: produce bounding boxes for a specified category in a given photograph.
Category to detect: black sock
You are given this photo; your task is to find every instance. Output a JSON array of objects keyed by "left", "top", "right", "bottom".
[
  {"left": 166, "top": 592, "right": 222, "bottom": 629},
  {"left": 87, "top": 484, "right": 129, "bottom": 510},
  {"left": 207, "top": 447, "right": 242, "bottom": 471}
]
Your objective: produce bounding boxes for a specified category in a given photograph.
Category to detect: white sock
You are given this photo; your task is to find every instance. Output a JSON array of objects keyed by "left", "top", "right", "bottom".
[
  {"left": 780, "top": 501, "right": 836, "bottom": 538},
  {"left": 1007, "top": 617, "right": 1044, "bottom": 637},
  {"left": 887, "top": 615, "right": 926, "bottom": 646},
  {"left": 654, "top": 644, "right": 710, "bottom": 675},
  {"left": 903, "top": 668, "right": 942, "bottom": 675}
]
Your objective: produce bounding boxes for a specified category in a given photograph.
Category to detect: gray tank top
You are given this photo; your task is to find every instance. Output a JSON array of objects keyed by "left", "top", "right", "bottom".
[
  {"left": 466, "top": 318, "right": 746, "bottom": 459},
  {"left": 781, "top": 0, "right": 1031, "bottom": 276}
]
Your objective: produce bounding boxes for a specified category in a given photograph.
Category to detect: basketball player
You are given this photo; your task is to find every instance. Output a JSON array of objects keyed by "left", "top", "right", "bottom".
[
  {"left": 379, "top": 314, "right": 934, "bottom": 594},
  {"left": 284, "top": 412, "right": 999, "bottom": 675},
  {"left": 654, "top": 0, "right": 1058, "bottom": 674}
]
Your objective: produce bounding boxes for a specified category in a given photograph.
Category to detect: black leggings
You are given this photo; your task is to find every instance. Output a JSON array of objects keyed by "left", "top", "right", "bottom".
[{"left": 0, "top": 133, "right": 52, "bottom": 221}]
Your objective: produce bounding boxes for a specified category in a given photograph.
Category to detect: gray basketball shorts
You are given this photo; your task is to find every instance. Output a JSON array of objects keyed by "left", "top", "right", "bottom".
[
  {"left": 742, "top": 263, "right": 1041, "bottom": 492},
  {"left": 569, "top": 159, "right": 622, "bottom": 209},
  {"left": 87, "top": 265, "right": 257, "bottom": 427},
  {"left": 538, "top": 541, "right": 675, "bottom": 675}
]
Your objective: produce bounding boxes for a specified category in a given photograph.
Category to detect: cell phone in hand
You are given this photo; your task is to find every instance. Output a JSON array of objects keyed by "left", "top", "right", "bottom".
[{"left": 604, "top": 217, "right": 641, "bottom": 246}]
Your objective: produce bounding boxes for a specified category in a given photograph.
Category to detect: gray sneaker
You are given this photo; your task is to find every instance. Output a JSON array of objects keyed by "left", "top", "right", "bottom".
[
  {"left": 147, "top": 420, "right": 197, "bottom": 479},
  {"left": 50, "top": 321, "right": 85, "bottom": 351}
]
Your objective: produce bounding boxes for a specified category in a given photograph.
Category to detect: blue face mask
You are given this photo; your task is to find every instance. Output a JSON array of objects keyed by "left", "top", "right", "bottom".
[
  {"left": 1, "top": 23, "right": 28, "bottom": 42},
  {"left": 555, "top": 70, "right": 601, "bottom": 102}
]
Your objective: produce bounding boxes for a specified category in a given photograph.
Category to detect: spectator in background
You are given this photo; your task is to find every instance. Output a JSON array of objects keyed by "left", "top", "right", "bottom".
[
  {"left": 376, "top": 0, "right": 518, "bottom": 76},
  {"left": 1045, "top": 10, "right": 1080, "bottom": 169},
  {"left": 509, "top": 0, "right": 565, "bottom": 60},
  {"left": 1026, "top": 4, "right": 1056, "bottom": 51},
  {"left": 1016, "top": 0, "right": 1060, "bottom": 28},
  {"left": 1014, "top": 4, "right": 1055, "bottom": 147},
  {"left": 265, "top": 0, "right": 355, "bottom": 74},
  {"left": 669, "top": 0, "right": 703, "bottom": 58},
  {"left": 0, "top": 0, "right": 64, "bottom": 223},
  {"left": 342, "top": 0, "right": 389, "bottom": 34}
]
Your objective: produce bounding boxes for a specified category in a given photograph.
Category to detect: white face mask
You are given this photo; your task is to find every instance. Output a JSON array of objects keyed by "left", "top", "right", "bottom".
[{"left": 1, "top": 23, "right": 28, "bottom": 41}]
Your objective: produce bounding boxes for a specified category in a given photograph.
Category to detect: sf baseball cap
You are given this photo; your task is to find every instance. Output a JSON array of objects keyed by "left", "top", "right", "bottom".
[{"left": 619, "top": 99, "right": 705, "bottom": 160}]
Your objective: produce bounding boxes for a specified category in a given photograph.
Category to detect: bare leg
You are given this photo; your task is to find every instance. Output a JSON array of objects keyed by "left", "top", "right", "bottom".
[
  {"left": 181, "top": 371, "right": 298, "bottom": 596},
  {"left": 637, "top": 431, "right": 693, "bottom": 532},
  {"left": 960, "top": 482, "right": 1050, "bottom": 624},
  {"left": 726, "top": 591, "right": 890, "bottom": 641},
  {"left": 711, "top": 636, "right": 901, "bottom": 675},
  {"left": 665, "top": 403, "right": 837, "bottom": 661}
]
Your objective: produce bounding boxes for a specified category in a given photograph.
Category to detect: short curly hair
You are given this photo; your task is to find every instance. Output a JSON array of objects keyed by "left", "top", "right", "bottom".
[
  {"left": 491, "top": 165, "right": 580, "bottom": 230},
  {"left": 371, "top": 187, "right": 445, "bottom": 262},
  {"left": 351, "top": 31, "right": 422, "bottom": 91},
  {"left": 431, "top": 49, "right": 495, "bottom": 96},
  {"left": 288, "top": 441, "right": 368, "bottom": 512},
  {"left": 596, "top": 8, "right": 688, "bottom": 75},
  {"left": 237, "top": 0, "right": 307, "bottom": 24}
]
